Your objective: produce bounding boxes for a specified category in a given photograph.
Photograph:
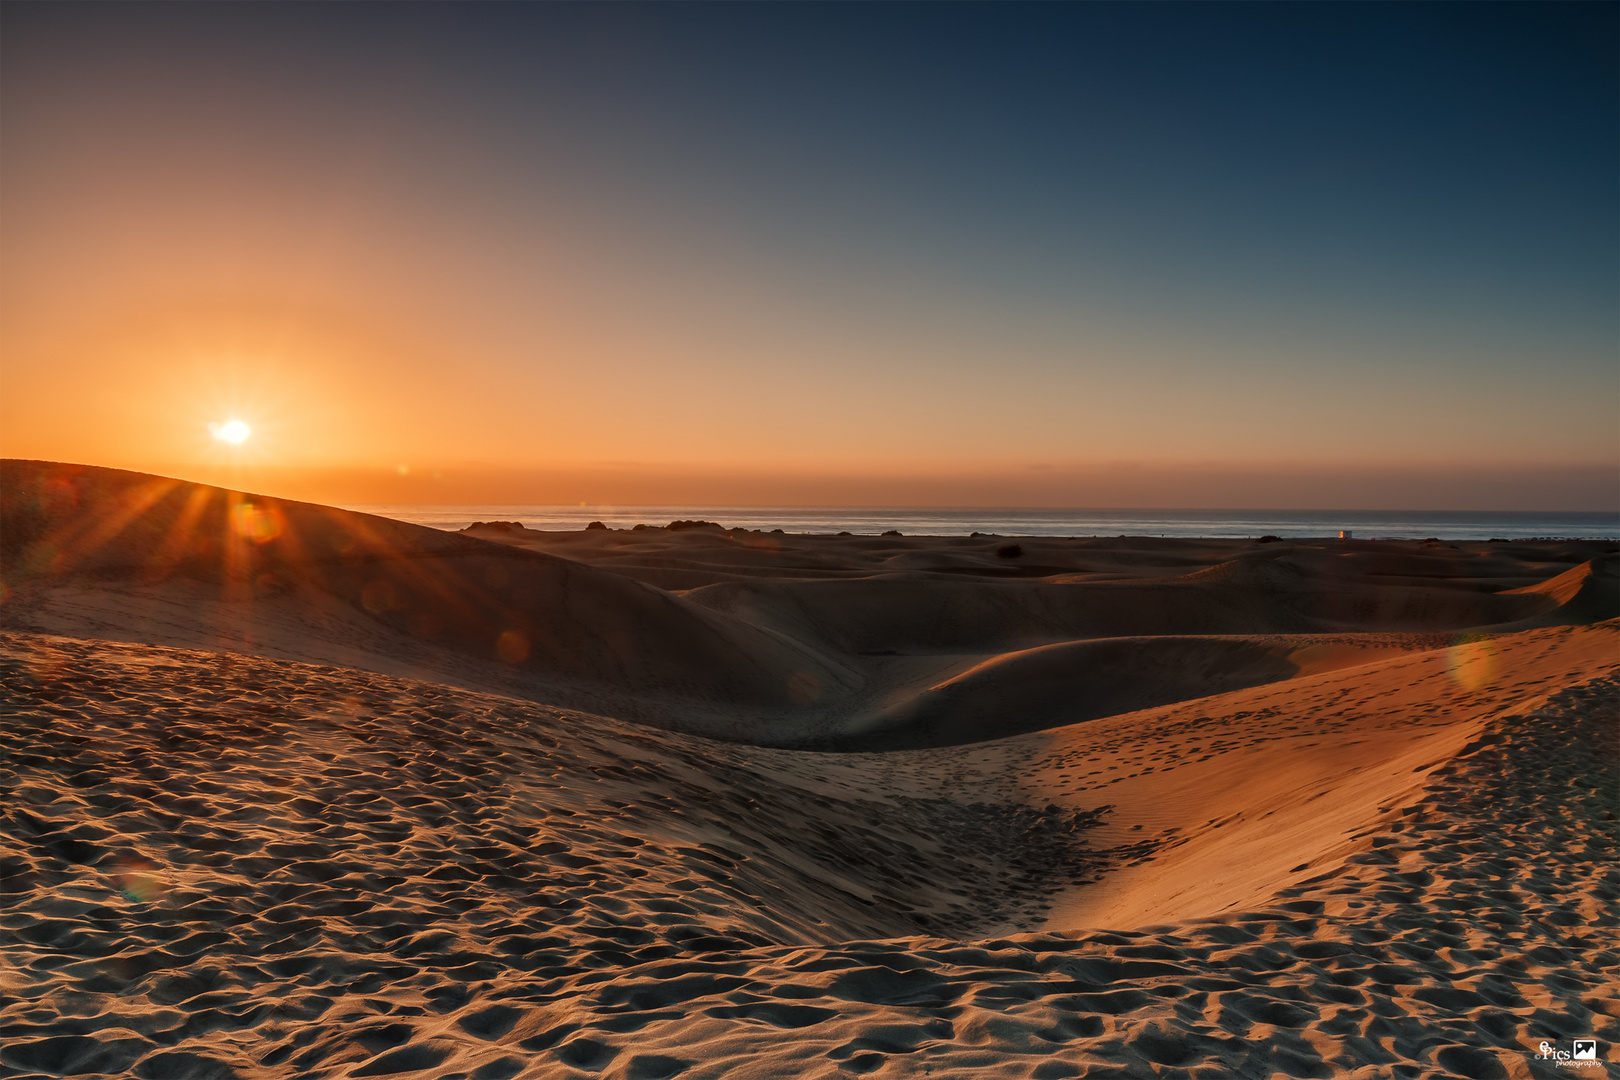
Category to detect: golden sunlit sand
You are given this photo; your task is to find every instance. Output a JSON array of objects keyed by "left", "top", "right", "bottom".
[{"left": 2, "top": 460, "right": 1616, "bottom": 1079}]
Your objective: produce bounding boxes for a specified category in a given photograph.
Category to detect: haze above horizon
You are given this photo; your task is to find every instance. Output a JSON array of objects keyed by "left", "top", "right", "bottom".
[{"left": 2, "top": 3, "right": 1615, "bottom": 509}]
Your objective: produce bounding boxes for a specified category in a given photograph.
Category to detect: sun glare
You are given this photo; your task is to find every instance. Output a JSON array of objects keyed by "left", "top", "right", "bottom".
[{"left": 209, "top": 419, "right": 252, "bottom": 445}]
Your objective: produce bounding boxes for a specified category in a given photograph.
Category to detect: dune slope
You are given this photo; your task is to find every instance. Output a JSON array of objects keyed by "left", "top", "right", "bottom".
[{"left": 1, "top": 461, "right": 856, "bottom": 740}]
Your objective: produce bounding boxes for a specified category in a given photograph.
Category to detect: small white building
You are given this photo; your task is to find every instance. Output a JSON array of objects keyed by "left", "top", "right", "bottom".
[{"left": 1339, "top": 530, "right": 1353, "bottom": 540}]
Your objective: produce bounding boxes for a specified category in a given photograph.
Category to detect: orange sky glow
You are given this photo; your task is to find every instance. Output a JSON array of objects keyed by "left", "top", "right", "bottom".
[{"left": 2, "top": 4, "right": 1614, "bottom": 510}]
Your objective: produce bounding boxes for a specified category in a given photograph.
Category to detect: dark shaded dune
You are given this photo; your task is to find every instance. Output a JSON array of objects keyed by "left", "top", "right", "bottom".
[
  {"left": 1493, "top": 555, "right": 1620, "bottom": 629},
  {"left": 478, "top": 527, "right": 1234, "bottom": 590},
  {"left": 1043, "top": 547, "right": 1217, "bottom": 571},
  {"left": 0, "top": 461, "right": 855, "bottom": 732},
  {"left": 1178, "top": 553, "right": 1551, "bottom": 631},
  {"left": 541, "top": 562, "right": 867, "bottom": 592},
  {"left": 1284, "top": 579, "right": 1547, "bottom": 630},
  {"left": 466, "top": 525, "right": 920, "bottom": 592},
  {"left": 685, "top": 576, "right": 1303, "bottom": 654},
  {"left": 835, "top": 636, "right": 1301, "bottom": 749},
  {"left": 1280, "top": 549, "right": 1505, "bottom": 579},
  {"left": 683, "top": 563, "right": 1548, "bottom": 658},
  {"left": 876, "top": 550, "right": 1044, "bottom": 574},
  {"left": 467, "top": 524, "right": 878, "bottom": 579},
  {"left": 1261, "top": 547, "right": 1606, "bottom": 595}
]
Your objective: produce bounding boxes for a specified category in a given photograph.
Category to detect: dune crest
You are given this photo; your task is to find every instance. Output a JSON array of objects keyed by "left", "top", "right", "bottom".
[{"left": 1500, "top": 555, "right": 1619, "bottom": 626}]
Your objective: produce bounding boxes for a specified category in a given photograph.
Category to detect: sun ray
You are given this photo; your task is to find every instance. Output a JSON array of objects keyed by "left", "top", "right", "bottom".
[
  {"left": 41, "top": 476, "right": 181, "bottom": 577},
  {"left": 147, "top": 484, "right": 216, "bottom": 581}
]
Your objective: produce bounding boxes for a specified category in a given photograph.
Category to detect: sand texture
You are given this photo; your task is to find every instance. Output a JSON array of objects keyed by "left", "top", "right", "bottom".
[{"left": 2, "top": 461, "right": 1618, "bottom": 1079}]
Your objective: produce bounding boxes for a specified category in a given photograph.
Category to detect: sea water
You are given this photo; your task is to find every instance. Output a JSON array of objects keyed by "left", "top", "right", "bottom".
[{"left": 340, "top": 505, "right": 1619, "bottom": 541}]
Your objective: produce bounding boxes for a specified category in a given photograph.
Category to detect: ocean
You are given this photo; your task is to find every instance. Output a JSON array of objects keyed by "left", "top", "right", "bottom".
[{"left": 339, "top": 505, "right": 1620, "bottom": 541}]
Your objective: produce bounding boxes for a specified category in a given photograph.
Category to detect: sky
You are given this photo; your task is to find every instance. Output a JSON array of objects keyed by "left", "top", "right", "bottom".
[{"left": 2, "top": 1, "right": 1615, "bottom": 509}]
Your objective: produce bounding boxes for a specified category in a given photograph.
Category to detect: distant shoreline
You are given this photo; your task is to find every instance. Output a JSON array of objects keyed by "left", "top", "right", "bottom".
[{"left": 343, "top": 503, "right": 1620, "bottom": 541}]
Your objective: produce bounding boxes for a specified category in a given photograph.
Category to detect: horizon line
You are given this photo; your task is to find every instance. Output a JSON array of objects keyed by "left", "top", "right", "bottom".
[{"left": 337, "top": 501, "right": 1620, "bottom": 516}]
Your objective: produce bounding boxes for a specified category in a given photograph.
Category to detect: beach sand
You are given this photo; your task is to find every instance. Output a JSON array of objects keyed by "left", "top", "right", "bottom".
[{"left": 2, "top": 461, "right": 1616, "bottom": 1079}]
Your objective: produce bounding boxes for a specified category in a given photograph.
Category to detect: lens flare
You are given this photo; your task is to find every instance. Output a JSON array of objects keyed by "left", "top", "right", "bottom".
[
  {"left": 232, "top": 503, "right": 284, "bottom": 543},
  {"left": 113, "top": 856, "right": 168, "bottom": 904},
  {"left": 1446, "top": 634, "right": 1497, "bottom": 692},
  {"left": 496, "top": 629, "right": 530, "bottom": 664}
]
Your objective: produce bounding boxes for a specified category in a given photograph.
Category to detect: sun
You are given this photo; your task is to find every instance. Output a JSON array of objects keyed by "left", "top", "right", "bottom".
[{"left": 209, "top": 419, "right": 252, "bottom": 444}]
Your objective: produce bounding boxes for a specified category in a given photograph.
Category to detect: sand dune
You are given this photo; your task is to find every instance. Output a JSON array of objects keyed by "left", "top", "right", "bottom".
[
  {"left": 826, "top": 630, "right": 1529, "bottom": 749},
  {"left": 2, "top": 461, "right": 857, "bottom": 740},
  {"left": 3, "top": 461, "right": 1617, "bottom": 1078},
  {"left": 1501, "top": 556, "right": 1619, "bottom": 628}
]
